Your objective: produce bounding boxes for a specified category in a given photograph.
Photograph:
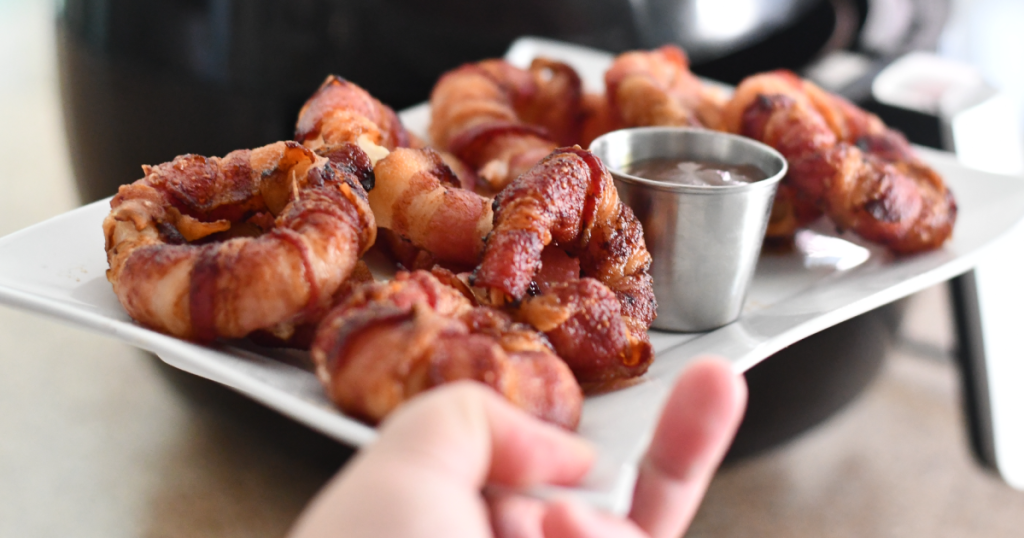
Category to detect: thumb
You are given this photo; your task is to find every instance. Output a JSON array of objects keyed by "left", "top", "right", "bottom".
[
  {"left": 289, "top": 382, "right": 594, "bottom": 538},
  {"left": 369, "top": 381, "right": 595, "bottom": 489}
]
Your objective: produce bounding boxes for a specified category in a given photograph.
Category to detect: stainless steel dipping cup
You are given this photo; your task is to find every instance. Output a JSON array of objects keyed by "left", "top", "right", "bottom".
[{"left": 590, "top": 127, "right": 787, "bottom": 332}]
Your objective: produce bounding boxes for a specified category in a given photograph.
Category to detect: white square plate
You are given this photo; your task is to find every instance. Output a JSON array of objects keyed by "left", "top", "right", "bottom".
[{"left": 3, "top": 37, "right": 1024, "bottom": 514}]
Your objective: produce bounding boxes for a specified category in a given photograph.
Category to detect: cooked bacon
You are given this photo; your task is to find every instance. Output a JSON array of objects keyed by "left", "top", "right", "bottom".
[
  {"left": 429, "top": 58, "right": 583, "bottom": 192},
  {"left": 295, "top": 75, "right": 411, "bottom": 153},
  {"left": 473, "top": 147, "right": 656, "bottom": 382},
  {"left": 104, "top": 141, "right": 376, "bottom": 342},
  {"left": 738, "top": 90, "right": 956, "bottom": 253},
  {"left": 310, "top": 270, "right": 583, "bottom": 429},
  {"left": 579, "top": 92, "right": 621, "bottom": 148},
  {"left": 604, "top": 45, "right": 727, "bottom": 131},
  {"left": 370, "top": 147, "right": 493, "bottom": 269},
  {"left": 520, "top": 272, "right": 651, "bottom": 383}
]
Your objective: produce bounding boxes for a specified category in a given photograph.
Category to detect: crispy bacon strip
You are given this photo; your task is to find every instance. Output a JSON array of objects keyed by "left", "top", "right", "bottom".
[{"left": 310, "top": 270, "right": 583, "bottom": 429}]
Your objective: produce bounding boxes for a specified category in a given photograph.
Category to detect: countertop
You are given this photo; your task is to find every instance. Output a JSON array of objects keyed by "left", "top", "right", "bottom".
[{"left": 3, "top": 2, "right": 1024, "bottom": 537}]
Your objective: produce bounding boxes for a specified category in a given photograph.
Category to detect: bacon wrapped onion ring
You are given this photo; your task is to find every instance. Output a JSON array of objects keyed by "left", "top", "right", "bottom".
[
  {"left": 429, "top": 58, "right": 583, "bottom": 192},
  {"left": 604, "top": 45, "right": 728, "bottom": 132},
  {"left": 369, "top": 147, "right": 493, "bottom": 269},
  {"left": 311, "top": 270, "right": 583, "bottom": 429},
  {"left": 103, "top": 141, "right": 376, "bottom": 342},
  {"left": 296, "top": 75, "right": 412, "bottom": 156},
  {"left": 365, "top": 140, "right": 657, "bottom": 381},
  {"left": 725, "top": 71, "right": 957, "bottom": 252},
  {"left": 473, "top": 147, "right": 657, "bottom": 382}
]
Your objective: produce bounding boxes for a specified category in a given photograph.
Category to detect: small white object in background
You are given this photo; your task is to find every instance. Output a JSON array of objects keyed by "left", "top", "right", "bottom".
[
  {"left": 949, "top": 93, "right": 1024, "bottom": 176},
  {"left": 802, "top": 50, "right": 876, "bottom": 93},
  {"left": 873, "top": 52, "right": 1024, "bottom": 176}
]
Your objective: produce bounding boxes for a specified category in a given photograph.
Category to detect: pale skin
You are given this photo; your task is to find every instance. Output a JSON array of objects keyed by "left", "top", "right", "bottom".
[{"left": 289, "top": 357, "right": 747, "bottom": 538}]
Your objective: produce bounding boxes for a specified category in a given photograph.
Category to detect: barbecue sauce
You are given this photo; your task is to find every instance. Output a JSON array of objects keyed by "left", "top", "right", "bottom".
[{"left": 624, "top": 158, "right": 767, "bottom": 186}]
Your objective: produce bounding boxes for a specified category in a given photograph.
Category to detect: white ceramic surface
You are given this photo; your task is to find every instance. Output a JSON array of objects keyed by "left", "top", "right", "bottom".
[{"left": 3, "top": 37, "right": 1024, "bottom": 515}]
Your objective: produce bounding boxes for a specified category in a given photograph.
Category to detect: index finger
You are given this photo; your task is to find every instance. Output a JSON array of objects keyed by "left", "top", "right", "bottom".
[{"left": 628, "top": 358, "right": 747, "bottom": 538}]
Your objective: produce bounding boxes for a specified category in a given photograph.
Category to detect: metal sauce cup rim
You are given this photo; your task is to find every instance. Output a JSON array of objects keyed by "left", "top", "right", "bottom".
[{"left": 590, "top": 127, "right": 789, "bottom": 195}]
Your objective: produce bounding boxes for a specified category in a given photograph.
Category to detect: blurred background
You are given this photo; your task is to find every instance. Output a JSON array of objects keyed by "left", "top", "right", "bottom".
[
  {"left": 54, "top": 0, "right": 1024, "bottom": 202},
  {"left": 2, "top": 0, "right": 1024, "bottom": 536}
]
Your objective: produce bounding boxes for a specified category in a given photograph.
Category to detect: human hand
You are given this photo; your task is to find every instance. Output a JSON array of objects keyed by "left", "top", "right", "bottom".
[{"left": 288, "top": 357, "right": 747, "bottom": 538}]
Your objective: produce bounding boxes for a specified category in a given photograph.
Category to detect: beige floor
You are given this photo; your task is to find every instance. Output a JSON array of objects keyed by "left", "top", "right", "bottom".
[
  {"left": 690, "top": 299, "right": 1024, "bottom": 538},
  {"left": 3, "top": 2, "right": 1024, "bottom": 537}
]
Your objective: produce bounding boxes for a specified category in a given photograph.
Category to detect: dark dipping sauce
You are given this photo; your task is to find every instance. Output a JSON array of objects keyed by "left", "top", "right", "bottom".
[{"left": 623, "top": 158, "right": 767, "bottom": 187}]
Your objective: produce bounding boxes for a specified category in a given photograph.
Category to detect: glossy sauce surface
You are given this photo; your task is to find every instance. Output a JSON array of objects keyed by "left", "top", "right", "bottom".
[{"left": 623, "top": 158, "right": 767, "bottom": 186}]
